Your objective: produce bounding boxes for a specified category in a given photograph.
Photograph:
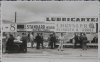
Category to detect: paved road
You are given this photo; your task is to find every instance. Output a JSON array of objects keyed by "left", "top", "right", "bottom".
[
  {"left": 2, "top": 48, "right": 98, "bottom": 62},
  {"left": 2, "top": 57, "right": 98, "bottom": 62}
]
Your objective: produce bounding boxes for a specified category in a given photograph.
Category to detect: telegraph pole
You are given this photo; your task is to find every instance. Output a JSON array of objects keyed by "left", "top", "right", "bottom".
[
  {"left": 15, "top": 12, "right": 16, "bottom": 23},
  {"left": 14, "top": 11, "right": 17, "bottom": 37}
]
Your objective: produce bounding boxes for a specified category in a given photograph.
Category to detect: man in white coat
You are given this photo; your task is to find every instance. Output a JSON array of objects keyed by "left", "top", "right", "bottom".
[
  {"left": 30, "top": 33, "right": 34, "bottom": 48},
  {"left": 58, "top": 33, "right": 64, "bottom": 51}
]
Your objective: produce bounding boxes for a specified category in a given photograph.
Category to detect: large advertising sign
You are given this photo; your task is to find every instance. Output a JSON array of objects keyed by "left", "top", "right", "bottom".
[
  {"left": 25, "top": 23, "right": 55, "bottom": 32},
  {"left": 55, "top": 22, "right": 96, "bottom": 32},
  {"left": 2, "top": 24, "right": 17, "bottom": 32},
  {"left": 46, "top": 17, "right": 98, "bottom": 33}
]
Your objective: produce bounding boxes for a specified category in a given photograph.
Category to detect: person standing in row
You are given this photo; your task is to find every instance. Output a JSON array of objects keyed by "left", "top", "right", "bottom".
[
  {"left": 82, "top": 33, "right": 88, "bottom": 50},
  {"left": 35, "top": 33, "right": 41, "bottom": 49},
  {"left": 48, "top": 34, "right": 52, "bottom": 48},
  {"left": 30, "top": 32, "right": 34, "bottom": 48},
  {"left": 2, "top": 33, "right": 8, "bottom": 53},
  {"left": 50, "top": 33, "right": 57, "bottom": 49},
  {"left": 40, "top": 33, "right": 44, "bottom": 49},
  {"left": 58, "top": 33, "right": 64, "bottom": 51},
  {"left": 20, "top": 33, "right": 27, "bottom": 53},
  {"left": 6, "top": 34, "right": 15, "bottom": 53},
  {"left": 79, "top": 33, "right": 83, "bottom": 48},
  {"left": 74, "top": 33, "right": 79, "bottom": 48}
]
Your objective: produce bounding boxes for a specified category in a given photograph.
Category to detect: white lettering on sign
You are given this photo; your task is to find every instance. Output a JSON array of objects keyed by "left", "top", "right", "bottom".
[
  {"left": 26, "top": 25, "right": 45, "bottom": 29},
  {"left": 25, "top": 24, "right": 55, "bottom": 31}
]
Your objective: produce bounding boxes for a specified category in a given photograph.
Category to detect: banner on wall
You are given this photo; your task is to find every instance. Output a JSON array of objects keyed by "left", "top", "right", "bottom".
[
  {"left": 25, "top": 23, "right": 55, "bottom": 32},
  {"left": 24, "top": 22, "right": 97, "bottom": 32},
  {"left": 2, "top": 24, "right": 17, "bottom": 32},
  {"left": 55, "top": 22, "right": 96, "bottom": 32},
  {"left": 45, "top": 17, "right": 98, "bottom": 32}
]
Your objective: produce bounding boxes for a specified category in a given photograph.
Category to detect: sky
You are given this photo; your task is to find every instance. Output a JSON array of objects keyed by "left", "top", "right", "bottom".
[{"left": 2, "top": 1, "right": 99, "bottom": 23}]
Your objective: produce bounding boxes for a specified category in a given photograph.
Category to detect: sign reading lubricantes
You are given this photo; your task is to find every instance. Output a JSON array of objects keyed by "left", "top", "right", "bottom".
[
  {"left": 46, "top": 17, "right": 98, "bottom": 32},
  {"left": 25, "top": 24, "right": 55, "bottom": 31}
]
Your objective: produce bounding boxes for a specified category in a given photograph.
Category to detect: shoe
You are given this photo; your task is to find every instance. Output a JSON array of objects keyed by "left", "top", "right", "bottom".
[{"left": 61, "top": 50, "right": 64, "bottom": 51}]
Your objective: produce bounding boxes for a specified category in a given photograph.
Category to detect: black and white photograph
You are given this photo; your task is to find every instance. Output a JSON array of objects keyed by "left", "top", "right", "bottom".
[
  {"left": 1, "top": 1, "right": 99, "bottom": 62},
  {"left": 0, "top": 0, "right": 100, "bottom": 1},
  {"left": 0, "top": 2, "right": 1, "bottom": 62}
]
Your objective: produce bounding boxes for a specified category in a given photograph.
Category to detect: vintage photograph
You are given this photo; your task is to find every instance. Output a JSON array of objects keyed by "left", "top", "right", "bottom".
[
  {"left": 0, "top": 0, "right": 100, "bottom": 1},
  {"left": 0, "top": 2, "right": 1, "bottom": 62},
  {"left": 1, "top": 1, "right": 99, "bottom": 62}
]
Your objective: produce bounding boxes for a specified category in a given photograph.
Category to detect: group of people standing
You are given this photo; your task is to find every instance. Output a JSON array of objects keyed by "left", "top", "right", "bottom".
[
  {"left": 2, "top": 32, "right": 89, "bottom": 53},
  {"left": 28, "top": 32, "right": 58, "bottom": 49},
  {"left": 29, "top": 33, "right": 57, "bottom": 49},
  {"left": 74, "top": 33, "right": 88, "bottom": 50}
]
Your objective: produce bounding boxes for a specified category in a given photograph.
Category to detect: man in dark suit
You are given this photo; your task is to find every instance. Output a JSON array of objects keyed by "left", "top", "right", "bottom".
[
  {"left": 50, "top": 33, "right": 57, "bottom": 49},
  {"left": 6, "top": 34, "right": 15, "bottom": 53},
  {"left": 40, "top": 33, "right": 44, "bottom": 49},
  {"left": 35, "top": 33, "right": 41, "bottom": 49},
  {"left": 79, "top": 33, "right": 84, "bottom": 48},
  {"left": 21, "top": 33, "right": 27, "bottom": 53},
  {"left": 74, "top": 33, "right": 79, "bottom": 48}
]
